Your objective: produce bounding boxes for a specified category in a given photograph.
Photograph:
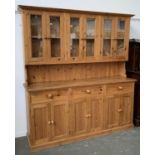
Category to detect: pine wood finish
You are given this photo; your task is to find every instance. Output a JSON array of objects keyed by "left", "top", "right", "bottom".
[{"left": 20, "top": 5, "right": 135, "bottom": 151}]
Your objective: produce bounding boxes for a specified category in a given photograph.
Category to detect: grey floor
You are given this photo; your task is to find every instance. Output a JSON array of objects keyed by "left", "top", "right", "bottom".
[{"left": 15, "top": 127, "right": 140, "bottom": 155}]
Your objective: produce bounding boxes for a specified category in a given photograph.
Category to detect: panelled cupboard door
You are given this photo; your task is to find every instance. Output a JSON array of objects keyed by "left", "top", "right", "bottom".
[
  {"left": 46, "top": 13, "right": 65, "bottom": 62},
  {"left": 70, "top": 97, "right": 88, "bottom": 135},
  {"left": 65, "top": 14, "right": 83, "bottom": 61},
  {"left": 25, "top": 11, "right": 47, "bottom": 63},
  {"left": 89, "top": 96, "right": 103, "bottom": 131},
  {"left": 83, "top": 15, "right": 100, "bottom": 59},
  {"left": 50, "top": 100, "right": 68, "bottom": 140},
  {"left": 119, "top": 93, "right": 133, "bottom": 125},
  {"left": 107, "top": 95, "right": 120, "bottom": 128},
  {"left": 31, "top": 102, "right": 50, "bottom": 144}
]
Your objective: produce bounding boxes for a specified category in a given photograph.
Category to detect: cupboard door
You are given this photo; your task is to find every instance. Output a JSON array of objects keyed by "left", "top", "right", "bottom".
[
  {"left": 71, "top": 97, "right": 88, "bottom": 135},
  {"left": 107, "top": 95, "right": 120, "bottom": 128},
  {"left": 119, "top": 93, "right": 133, "bottom": 125},
  {"left": 101, "top": 17, "right": 115, "bottom": 56},
  {"left": 83, "top": 16, "right": 99, "bottom": 58},
  {"left": 114, "top": 17, "right": 130, "bottom": 58},
  {"left": 50, "top": 100, "right": 68, "bottom": 139},
  {"left": 26, "top": 12, "right": 46, "bottom": 62},
  {"left": 31, "top": 102, "right": 50, "bottom": 144},
  {"left": 89, "top": 96, "right": 102, "bottom": 131},
  {"left": 46, "top": 13, "right": 64, "bottom": 62}
]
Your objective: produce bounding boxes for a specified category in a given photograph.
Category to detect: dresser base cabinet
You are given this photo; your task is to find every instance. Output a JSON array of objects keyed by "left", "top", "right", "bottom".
[{"left": 27, "top": 81, "right": 135, "bottom": 151}]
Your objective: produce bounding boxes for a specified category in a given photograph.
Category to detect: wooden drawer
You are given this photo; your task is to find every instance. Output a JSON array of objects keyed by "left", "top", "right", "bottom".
[
  {"left": 106, "top": 82, "right": 133, "bottom": 95},
  {"left": 30, "top": 89, "right": 68, "bottom": 103},
  {"left": 71, "top": 85, "right": 105, "bottom": 96}
]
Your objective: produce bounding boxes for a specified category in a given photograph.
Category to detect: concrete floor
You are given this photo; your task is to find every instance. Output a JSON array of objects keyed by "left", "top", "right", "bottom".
[{"left": 15, "top": 127, "right": 140, "bottom": 155}]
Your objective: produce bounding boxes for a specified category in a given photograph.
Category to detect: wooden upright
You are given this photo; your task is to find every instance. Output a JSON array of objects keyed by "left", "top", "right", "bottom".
[{"left": 20, "top": 5, "right": 135, "bottom": 151}]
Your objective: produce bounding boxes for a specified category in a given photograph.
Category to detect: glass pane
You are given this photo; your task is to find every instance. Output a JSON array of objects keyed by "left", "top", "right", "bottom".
[
  {"left": 50, "top": 16, "right": 60, "bottom": 38},
  {"left": 70, "top": 39, "right": 79, "bottom": 57},
  {"left": 70, "top": 18, "right": 80, "bottom": 38},
  {"left": 86, "top": 18, "right": 95, "bottom": 38},
  {"left": 31, "top": 15, "right": 42, "bottom": 37},
  {"left": 31, "top": 39, "right": 43, "bottom": 57},
  {"left": 104, "top": 19, "right": 112, "bottom": 31},
  {"left": 104, "top": 19, "right": 112, "bottom": 39},
  {"left": 118, "top": 20, "right": 125, "bottom": 30},
  {"left": 117, "top": 39, "right": 124, "bottom": 55},
  {"left": 103, "top": 39, "right": 111, "bottom": 56},
  {"left": 51, "top": 39, "right": 60, "bottom": 57},
  {"left": 86, "top": 39, "right": 94, "bottom": 56},
  {"left": 70, "top": 17, "right": 80, "bottom": 57}
]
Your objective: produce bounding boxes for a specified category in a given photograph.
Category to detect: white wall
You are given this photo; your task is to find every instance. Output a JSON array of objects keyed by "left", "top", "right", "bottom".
[{"left": 15, "top": 0, "right": 140, "bottom": 137}]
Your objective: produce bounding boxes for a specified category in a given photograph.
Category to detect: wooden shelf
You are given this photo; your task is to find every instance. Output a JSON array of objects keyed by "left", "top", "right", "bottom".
[{"left": 25, "top": 77, "right": 136, "bottom": 92}]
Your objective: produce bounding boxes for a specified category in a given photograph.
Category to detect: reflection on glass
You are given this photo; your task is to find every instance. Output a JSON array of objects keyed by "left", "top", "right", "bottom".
[
  {"left": 117, "top": 39, "right": 124, "bottom": 55},
  {"left": 86, "top": 39, "right": 94, "bottom": 56},
  {"left": 86, "top": 18, "right": 95, "bottom": 38},
  {"left": 31, "top": 15, "right": 42, "bottom": 37},
  {"left": 103, "top": 39, "right": 111, "bottom": 56},
  {"left": 50, "top": 16, "right": 60, "bottom": 38},
  {"left": 104, "top": 19, "right": 112, "bottom": 39},
  {"left": 51, "top": 39, "right": 60, "bottom": 57},
  {"left": 70, "top": 17, "right": 80, "bottom": 57},
  {"left": 31, "top": 39, "right": 43, "bottom": 57}
]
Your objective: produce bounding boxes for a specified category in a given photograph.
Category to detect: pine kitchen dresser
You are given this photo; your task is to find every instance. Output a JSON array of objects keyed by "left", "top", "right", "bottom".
[{"left": 19, "top": 5, "right": 136, "bottom": 151}]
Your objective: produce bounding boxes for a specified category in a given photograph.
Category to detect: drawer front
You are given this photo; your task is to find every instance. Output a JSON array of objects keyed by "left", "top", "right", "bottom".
[
  {"left": 30, "top": 89, "right": 68, "bottom": 103},
  {"left": 106, "top": 82, "right": 134, "bottom": 95},
  {"left": 71, "top": 85, "right": 105, "bottom": 96}
]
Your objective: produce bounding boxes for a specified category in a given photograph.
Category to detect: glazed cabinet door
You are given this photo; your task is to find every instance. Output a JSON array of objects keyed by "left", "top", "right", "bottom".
[
  {"left": 107, "top": 95, "right": 120, "bottom": 128},
  {"left": 100, "top": 16, "right": 115, "bottom": 57},
  {"left": 25, "top": 11, "right": 46, "bottom": 63},
  {"left": 83, "top": 15, "right": 100, "bottom": 59},
  {"left": 119, "top": 93, "right": 133, "bottom": 125},
  {"left": 50, "top": 100, "right": 68, "bottom": 140},
  {"left": 114, "top": 17, "right": 130, "bottom": 59},
  {"left": 65, "top": 14, "right": 82, "bottom": 61},
  {"left": 31, "top": 102, "right": 50, "bottom": 144},
  {"left": 46, "top": 13, "right": 65, "bottom": 62}
]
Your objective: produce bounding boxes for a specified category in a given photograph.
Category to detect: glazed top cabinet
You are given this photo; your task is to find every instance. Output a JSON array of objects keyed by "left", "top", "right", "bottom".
[{"left": 21, "top": 6, "right": 133, "bottom": 65}]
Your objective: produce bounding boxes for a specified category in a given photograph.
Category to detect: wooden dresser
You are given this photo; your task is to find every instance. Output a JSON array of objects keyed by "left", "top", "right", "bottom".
[{"left": 20, "top": 5, "right": 136, "bottom": 150}]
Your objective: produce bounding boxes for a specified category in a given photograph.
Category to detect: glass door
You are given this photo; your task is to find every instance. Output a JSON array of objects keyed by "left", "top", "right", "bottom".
[
  {"left": 85, "top": 17, "right": 96, "bottom": 57},
  {"left": 46, "top": 13, "right": 64, "bottom": 61},
  {"left": 115, "top": 18, "right": 127, "bottom": 56},
  {"left": 29, "top": 13, "right": 45, "bottom": 61},
  {"left": 70, "top": 16, "right": 80, "bottom": 59},
  {"left": 101, "top": 18, "right": 114, "bottom": 56}
]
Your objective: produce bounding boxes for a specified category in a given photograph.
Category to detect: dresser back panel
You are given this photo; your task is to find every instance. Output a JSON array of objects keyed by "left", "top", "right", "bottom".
[{"left": 27, "top": 62, "right": 126, "bottom": 84}]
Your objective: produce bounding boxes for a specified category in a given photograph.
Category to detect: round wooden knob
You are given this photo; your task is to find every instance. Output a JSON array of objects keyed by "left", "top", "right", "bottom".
[
  {"left": 47, "top": 93, "right": 53, "bottom": 98},
  {"left": 48, "top": 121, "right": 51, "bottom": 125},
  {"left": 118, "top": 86, "right": 123, "bottom": 90},
  {"left": 51, "top": 120, "right": 55, "bottom": 125},
  {"left": 86, "top": 89, "right": 91, "bottom": 94}
]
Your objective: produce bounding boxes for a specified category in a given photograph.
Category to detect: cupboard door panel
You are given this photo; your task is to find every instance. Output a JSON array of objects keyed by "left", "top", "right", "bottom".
[
  {"left": 71, "top": 97, "right": 87, "bottom": 135},
  {"left": 51, "top": 100, "right": 68, "bottom": 139},
  {"left": 90, "top": 97, "right": 102, "bottom": 131},
  {"left": 107, "top": 96, "right": 120, "bottom": 128},
  {"left": 119, "top": 94, "right": 133, "bottom": 125},
  {"left": 31, "top": 103, "right": 50, "bottom": 144}
]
